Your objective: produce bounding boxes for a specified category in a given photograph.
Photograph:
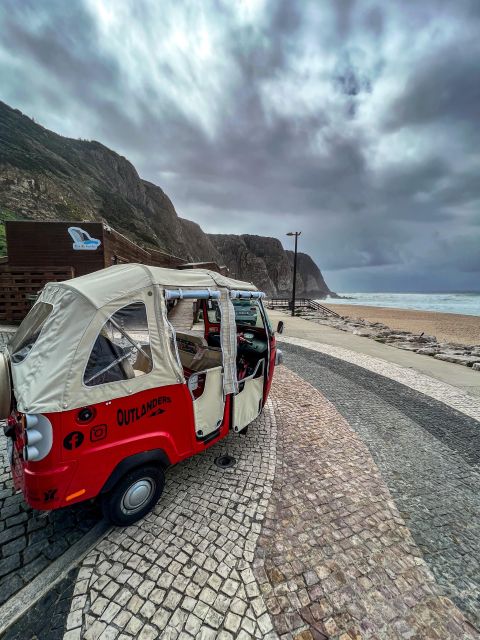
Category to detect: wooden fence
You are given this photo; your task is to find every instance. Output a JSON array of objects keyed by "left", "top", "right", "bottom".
[
  {"left": 0, "top": 265, "right": 74, "bottom": 323},
  {"left": 265, "top": 297, "right": 341, "bottom": 318}
]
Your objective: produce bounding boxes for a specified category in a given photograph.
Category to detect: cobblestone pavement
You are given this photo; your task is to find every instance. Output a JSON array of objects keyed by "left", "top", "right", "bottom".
[
  {"left": 254, "top": 367, "right": 477, "bottom": 640},
  {"left": 64, "top": 405, "right": 278, "bottom": 640},
  {"left": 278, "top": 336, "right": 480, "bottom": 421},
  {"left": 280, "top": 342, "right": 480, "bottom": 628},
  {"left": 0, "top": 332, "right": 14, "bottom": 349},
  {"left": 53, "top": 368, "right": 477, "bottom": 640},
  {"left": 0, "top": 434, "right": 101, "bottom": 606}
]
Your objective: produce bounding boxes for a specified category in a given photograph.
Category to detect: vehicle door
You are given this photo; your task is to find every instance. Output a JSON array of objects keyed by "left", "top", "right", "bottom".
[
  {"left": 232, "top": 297, "right": 269, "bottom": 432},
  {"left": 167, "top": 294, "right": 225, "bottom": 441}
]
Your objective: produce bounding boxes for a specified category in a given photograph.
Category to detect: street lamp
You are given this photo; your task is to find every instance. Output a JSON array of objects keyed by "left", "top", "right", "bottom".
[{"left": 286, "top": 231, "right": 301, "bottom": 317}]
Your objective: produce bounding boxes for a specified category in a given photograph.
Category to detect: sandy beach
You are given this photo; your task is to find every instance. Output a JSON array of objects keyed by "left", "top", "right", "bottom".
[{"left": 324, "top": 304, "right": 480, "bottom": 346}]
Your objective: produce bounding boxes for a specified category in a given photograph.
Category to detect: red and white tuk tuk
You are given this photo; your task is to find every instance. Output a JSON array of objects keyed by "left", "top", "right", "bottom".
[{"left": 0, "top": 265, "right": 280, "bottom": 525}]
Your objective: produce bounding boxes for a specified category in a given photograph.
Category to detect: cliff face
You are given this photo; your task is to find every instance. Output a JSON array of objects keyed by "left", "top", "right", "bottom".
[
  {"left": 208, "top": 234, "right": 331, "bottom": 297},
  {"left": 179, "top": 218, "right": 222, "bottom": 264},
  {"left": 286, "top": 251, "right": 332, "bottom": 298},
  {"left": 0, "top": 102, "right": 203, "bottom": 258},
  {"left": 0, "top": 101, "right": 332, "bottom": 296}
]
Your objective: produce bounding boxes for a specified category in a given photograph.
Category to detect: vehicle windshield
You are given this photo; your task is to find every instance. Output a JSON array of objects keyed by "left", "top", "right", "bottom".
[
  {"left": 207, "top": 299, "right": 265, "bottom": 329},
  {"left": 9, "top": 302, "right": 53, "bottom": 364}
]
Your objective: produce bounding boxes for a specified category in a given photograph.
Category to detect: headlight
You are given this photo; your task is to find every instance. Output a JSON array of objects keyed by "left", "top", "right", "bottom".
[
  {"left": 25, "top": 414, "right": 39, "bottom": 429},
  {"left": 23, "top": 414, "right": 53, "bottom": 462},
  {"left": 24, "top": 428, "right": 42, "bottom": 446}
]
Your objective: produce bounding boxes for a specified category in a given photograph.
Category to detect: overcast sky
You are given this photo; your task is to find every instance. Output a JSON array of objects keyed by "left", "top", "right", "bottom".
[{"left": 1, "top": 0, "right": 479, "bottom": 292}]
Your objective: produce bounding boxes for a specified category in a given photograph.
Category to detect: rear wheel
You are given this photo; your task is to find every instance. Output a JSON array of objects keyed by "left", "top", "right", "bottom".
[{"left": 101, "top": 465, "right": 165, "bottom": 526}]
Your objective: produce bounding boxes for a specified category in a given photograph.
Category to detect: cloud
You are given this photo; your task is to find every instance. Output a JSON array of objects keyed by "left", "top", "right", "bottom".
[{"left": 0, "top": 0, "right": 479, "bottom": 291}]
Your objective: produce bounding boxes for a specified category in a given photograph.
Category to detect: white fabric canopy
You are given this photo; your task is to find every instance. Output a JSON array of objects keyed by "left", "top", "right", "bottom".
[
  {"left": 60, "top": 264, "right": 256, "bottom": 309},
  {"left": 9, "top": 265, "right": 258, "bottom": 414}
]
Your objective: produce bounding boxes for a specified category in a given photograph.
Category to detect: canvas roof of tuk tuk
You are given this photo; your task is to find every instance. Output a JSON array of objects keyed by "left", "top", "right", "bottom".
[
  {"left": 10, "top": 264, "right": 256, "bottom": 413},
  {"left": 52, "top": 264, "right": 258, "bottom": 309}
]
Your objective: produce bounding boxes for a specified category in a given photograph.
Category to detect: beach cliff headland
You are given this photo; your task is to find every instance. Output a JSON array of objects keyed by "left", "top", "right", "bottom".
[{"left": 0, "top": 101, "right": 331, "bottom": 298}]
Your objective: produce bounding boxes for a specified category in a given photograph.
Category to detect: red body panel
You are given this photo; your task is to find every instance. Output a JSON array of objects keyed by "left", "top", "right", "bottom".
[
  {"left": 10, "top": 336, "right": 276, "bottom": 513},
  {"left": 264, "top": 335, "right": 277, "bottom": 401},
  {"left": 11, "top": 382, "right": 233, "bottom": 510}
]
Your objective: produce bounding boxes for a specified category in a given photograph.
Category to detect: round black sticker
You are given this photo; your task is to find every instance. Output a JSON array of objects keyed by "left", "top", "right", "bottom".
[{"left": 63, "top": 431, "right": 84, "bottom": 450}]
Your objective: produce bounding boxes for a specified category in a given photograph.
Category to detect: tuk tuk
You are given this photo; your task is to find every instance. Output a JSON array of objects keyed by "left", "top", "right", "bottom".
[{"left": 0, "top": 264, "right": 280, "bottom": 525}]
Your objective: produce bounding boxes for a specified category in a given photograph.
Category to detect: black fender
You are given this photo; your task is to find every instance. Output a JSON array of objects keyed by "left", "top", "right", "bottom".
[{"left": 101, "top": 449, "right": 170, "bottom": 494}]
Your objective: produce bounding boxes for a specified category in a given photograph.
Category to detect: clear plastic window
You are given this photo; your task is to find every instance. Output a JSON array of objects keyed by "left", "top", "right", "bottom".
[
  {"left": 10, "top": 302, "right": 53, "bottom": 364},
  {"left": 206, "top": 299, "right": 221, "bottom": 324},
  {"left": 84, "top": 302, "right": 153, "bottom": 387},
  {"left": 206, "top": 299, "right": 266, "bottom": 328},
  {"left": 232, "top": 299, "right": 263, "bottom": 328}
]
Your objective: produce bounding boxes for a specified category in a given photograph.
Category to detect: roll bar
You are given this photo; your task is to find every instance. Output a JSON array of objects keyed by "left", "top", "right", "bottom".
[
  {"left": 230, "top": 290, "right": 265, "bottom": 299},
  {"left": 165, "top": 289, "right": 221, "bottom": 300},
  {"left": 164, "top": 289, "right": 265, "bottom": 300}
]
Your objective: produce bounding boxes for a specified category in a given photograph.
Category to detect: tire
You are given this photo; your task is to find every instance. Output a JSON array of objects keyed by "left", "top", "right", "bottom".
[{"left": 101, "top": 465, "right": 165, "bottom": 526}]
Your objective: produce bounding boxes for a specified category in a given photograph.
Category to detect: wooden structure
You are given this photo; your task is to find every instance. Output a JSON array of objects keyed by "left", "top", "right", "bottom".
[
  {"left": 5, "top": 221, "right": 186, "bottom": 276},
  {"left": 0, "top": 221, "right": 227, "bottom": 323},
  {"left": 265, "top": 297, "right": 341, "bottom": 318},
  {"left": 0, "top": 265, "right": 74, "bottom": 323}
]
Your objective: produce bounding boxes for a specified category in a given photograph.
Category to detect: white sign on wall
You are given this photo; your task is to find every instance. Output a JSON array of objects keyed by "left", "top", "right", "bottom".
[{"left": 68, "top": 227, "right": 101, "bottom": 251}]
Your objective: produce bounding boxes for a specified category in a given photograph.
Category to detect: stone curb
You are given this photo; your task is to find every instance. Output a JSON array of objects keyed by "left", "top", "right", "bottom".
[{"left": 0, "top": 519, "right": 111, "bottom": 637}]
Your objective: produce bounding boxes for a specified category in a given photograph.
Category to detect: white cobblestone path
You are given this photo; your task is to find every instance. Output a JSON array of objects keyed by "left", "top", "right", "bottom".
[
  {"left": 278, "top": 336, "right": 480, "bottom": 421},
  {"left": 66, "top": 405, "right": 278, "bottom": 640}
]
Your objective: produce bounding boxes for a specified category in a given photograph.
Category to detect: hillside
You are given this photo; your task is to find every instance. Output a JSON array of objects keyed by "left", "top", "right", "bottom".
[{"left": 0, "top": 101, "right": 332, "bottom": 297}]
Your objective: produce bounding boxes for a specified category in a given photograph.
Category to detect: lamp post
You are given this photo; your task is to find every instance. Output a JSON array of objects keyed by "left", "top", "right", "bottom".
[{"left": 286, "top": 231, "right": 301, "bottom": 317}]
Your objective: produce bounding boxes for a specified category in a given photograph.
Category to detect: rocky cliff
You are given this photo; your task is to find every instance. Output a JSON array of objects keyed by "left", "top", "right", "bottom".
[
  {"left": 0, "top": 101, "right": 332, "bottom": 296},
  {"left": 208, "top": 234, "right": 331, "bottom": 297},
  {"left": 286, "top": 250, "right": 331, "bottom": 298}
]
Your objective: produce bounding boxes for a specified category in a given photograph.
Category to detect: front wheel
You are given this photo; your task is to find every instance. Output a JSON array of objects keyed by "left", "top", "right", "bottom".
[{"left": 101, "top": 465, "right": 165, "bottom": 526}]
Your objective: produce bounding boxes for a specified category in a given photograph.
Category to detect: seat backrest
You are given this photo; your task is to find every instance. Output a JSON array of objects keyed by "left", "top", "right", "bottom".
[
  {"left": 176, "top": 331, "right": 222, "bottom": 372},
  {"left": 132, "top": 344, "right": 152, "bottom": 374}
]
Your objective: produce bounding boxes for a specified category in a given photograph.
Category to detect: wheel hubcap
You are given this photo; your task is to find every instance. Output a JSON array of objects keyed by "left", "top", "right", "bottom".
[{"left": 121, "top": 478, "right": 155, "bottom": 514}]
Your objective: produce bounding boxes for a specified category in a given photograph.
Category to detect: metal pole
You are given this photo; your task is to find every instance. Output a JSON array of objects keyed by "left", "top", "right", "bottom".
[
  {"left": 286, "top": 231, "right": 301, "bottom": 316},
  {"left": 291, "top": 233, "right": 298, "bottom": 316}
]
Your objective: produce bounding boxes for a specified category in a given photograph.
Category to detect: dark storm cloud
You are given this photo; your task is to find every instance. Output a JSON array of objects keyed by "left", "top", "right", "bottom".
[
  {"left": 383, "top": 46, "right": 480, "bottom": 135},
  {"left": 0, "top": 0, "right": 479, "bottom": 291},
  {"left": 1, "top": 1, "right": 120, "bottom": 108}
]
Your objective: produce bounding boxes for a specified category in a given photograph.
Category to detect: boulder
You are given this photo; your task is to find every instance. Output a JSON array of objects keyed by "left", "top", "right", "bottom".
[
  {"left": 434, "top": 354, "right": 480, "bottom": 366},
  {"left": 416, "top": 347, "right": 441, "bottom": 356},
  {"left": 392, "top": 342, "right": 421, "bottom": 351},
  {"left": 352, "top": 329, "right": 374, "bottom": 337},
  {"left": 384, "top": 333, "right": 412, "bottom": 341}
]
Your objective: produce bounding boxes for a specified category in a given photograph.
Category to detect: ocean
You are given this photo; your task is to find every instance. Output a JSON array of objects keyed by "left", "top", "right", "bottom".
[{"left": 323, "top": 292, "right": 480, "bottom": 317}]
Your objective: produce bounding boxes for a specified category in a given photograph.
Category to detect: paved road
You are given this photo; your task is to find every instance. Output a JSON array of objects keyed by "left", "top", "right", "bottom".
[
  {"left": 1, "top": 368, "right": 478, "bottom": 639},
  {"left": 0, "top": 436, "right": 101, "bottom": 606},
  {"left": 268, "top": 309, "right": 480, "bottom": 397},
  {"left": 281, "top": 342, "right": 480, "bottom": 627}
]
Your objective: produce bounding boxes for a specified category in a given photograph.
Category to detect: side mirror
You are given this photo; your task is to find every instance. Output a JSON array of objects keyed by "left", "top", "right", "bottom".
[{"left": 276, "top": 321, "right": 284, "bottom": 334}]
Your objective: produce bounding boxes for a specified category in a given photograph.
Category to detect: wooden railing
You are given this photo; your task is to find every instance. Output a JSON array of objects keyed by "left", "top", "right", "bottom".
[
  {"left": 0, "top": 265, "right": 74, "bottom": 323},
  {"left": 265, "top": 297, "right": 341, "bottom": 318}
]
